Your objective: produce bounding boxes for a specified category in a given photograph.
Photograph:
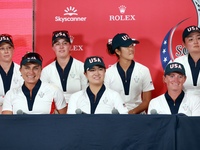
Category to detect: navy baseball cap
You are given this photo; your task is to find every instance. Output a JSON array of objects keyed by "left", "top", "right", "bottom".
[
  {"left": 84, "top": 56, "right": 106, "bottom": 72},
  {"left": 164, "top": 62, "right": 185, "bottom": 76},
  {"left": 52, "top": 30, "right": 71, "bottom": 44},
  {"left": 182, "top": 25, "right": 200, "bottom": 41},
  {"left": 0, "top": 34, "right": 14, "bottom": 47},
  {"left": 112, "top": 33, "right": 139, "bottom": 51},
  {"left": 20, "top": 52, "right": 43, "bottom": 66}
]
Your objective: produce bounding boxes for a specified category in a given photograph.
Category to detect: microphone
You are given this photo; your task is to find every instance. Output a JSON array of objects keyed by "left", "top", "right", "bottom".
[
  {"left": 17, "top": 109, "right": 27, "bottom": 114},
  {"left": 75, "top": 108, "right": 87, "bottom": 114},
  {"left": 112, "top": 109, "right": 119, "bottom": 114},
  {"left": 150, "top": 109, "right": 158, "bottom": 114}
]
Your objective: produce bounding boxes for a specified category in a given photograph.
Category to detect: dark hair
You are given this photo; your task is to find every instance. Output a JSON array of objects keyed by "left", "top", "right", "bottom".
[
  {"left": 52, "top": 37, "right": 71, "bottom": 46},
  {"left": 107, "top": 43, "right": 120, "bottom": 58}
]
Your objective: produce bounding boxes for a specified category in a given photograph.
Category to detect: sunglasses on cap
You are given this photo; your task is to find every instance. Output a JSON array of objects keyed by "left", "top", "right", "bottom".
[
  {"left": 52, "top": 30, "right": 69, "bottom": 37},
  {"left": 23, "top": 52, "right": 43, "bottom": 61},
  {"left": 0, "top": 34, "right": 13, "bottom": 39}
]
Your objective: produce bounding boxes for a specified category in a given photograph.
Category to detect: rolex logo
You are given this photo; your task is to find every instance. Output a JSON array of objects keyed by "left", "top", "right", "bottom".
[
  {"left": 69, "top": 36, "right": 84, "bottom": 51},
  {"left": 109, "top": 5, "right": 135, "bottom": 21},
  {"left": 69, "top": 35, "right": 74, "bottom": 44},
  {"left": 119, "top": 5, "right": 126, "bottom": 14}
]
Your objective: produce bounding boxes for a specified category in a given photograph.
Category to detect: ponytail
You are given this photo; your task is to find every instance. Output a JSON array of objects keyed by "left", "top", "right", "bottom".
[{"left": 107, "top": 43, "right": 120, "bottom": 58}]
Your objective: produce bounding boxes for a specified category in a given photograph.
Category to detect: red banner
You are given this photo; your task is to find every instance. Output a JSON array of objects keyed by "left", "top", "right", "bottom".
[{"left": 34, "top": 0, "right": 197, "bottom": 98}]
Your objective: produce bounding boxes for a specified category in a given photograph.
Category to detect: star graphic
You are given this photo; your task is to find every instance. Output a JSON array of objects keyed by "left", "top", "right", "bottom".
[
  {"left": 162, "top": 49, "right": 166, "bottom": 54},
  {"left": 163, "top": 57, "right": 168, "bottom": 62}
]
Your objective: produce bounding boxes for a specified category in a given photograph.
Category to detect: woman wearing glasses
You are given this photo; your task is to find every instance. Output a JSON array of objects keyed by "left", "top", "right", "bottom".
[
  {"left": 2, "top": 52, "right": 67, "bottom": 114},
  {"left": 41, "top": 30, "right": 87, "bottom": 110},
  {"left": 0, "top": 34, "right": 23, "bottom": 113},
  {"left": 104, "top": 33, "right": 154, "bottom": 114}
]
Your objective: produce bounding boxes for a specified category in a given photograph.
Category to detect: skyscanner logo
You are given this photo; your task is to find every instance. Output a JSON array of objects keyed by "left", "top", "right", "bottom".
[
  {"left": 55, "top": 6, "right": 87, "bottom": 22},
  {"left": 64, "top": 6, "right": 78, "bottom": 16}
]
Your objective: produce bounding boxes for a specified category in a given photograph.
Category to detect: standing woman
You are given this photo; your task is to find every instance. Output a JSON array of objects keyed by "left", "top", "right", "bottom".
[
  {"left": 104, "top": 33, "right": 154, "bottom": 114},
  {"left": 0, "top": 34, "right": 23, "bottom": 113},
  {"left": 2, "top": 52, "right": 67, "bottom": 114},
  {"left": 174, "top": 25, "right": 200, "bottom": 96},
  {"left": 67, "top": 56, "right": 128, "bottom": 114},
  {"left": 41, "top": 30, "right": 87, "bottom": 109}
]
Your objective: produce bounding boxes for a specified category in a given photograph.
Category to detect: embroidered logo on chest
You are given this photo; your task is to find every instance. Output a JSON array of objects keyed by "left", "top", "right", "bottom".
[
  {"left": 70, "top": 73, "right": 75, "bottom": 78},
  {"left": 38, "top": 92, "right": 44, "bottom": 98},
  {"left": 182, "top": 104, "right": 189, "bottom": 111},
  {"left": 13, "top": 78, "right": 18, "bottom": 84},
  {"left": 134, "top": 76, "right": 140, "bottom": 83},
  {"left": 103, "top": 97, "right": 108, "bottom": 104}
]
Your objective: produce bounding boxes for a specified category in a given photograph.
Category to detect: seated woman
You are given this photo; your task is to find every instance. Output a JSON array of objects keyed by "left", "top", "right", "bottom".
[
  {"left": 67, "top": 56, "right": 128, "bottom": 114},
  {"left": 148, "top": 62, "right": 200, "bottom": 116},
  {"left": 2, "top": 52, "right": 67, "bottom": 114}
]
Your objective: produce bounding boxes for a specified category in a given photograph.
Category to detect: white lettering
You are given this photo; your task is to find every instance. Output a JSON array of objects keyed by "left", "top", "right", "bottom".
[
  {"left": 170, "top": 64, "right": 182, "bottom": 69},
  {"left": 187, "top": 26, "right": 199, "bottom": 32},
  {"left": 109, "top": 15, "right": 136, "bottom": 21},
  {"left": 97, "top": 58, "right": 101, "bottom": 62},
  {"left": 70, "top": 45, "right": 83, "bottom": 51},
  {"left": 55, "top": 16, "right": 87, "bottom": 22},
  {"left": 27, "top": 56, "right": 37, "bottom": 60},
  {"left": 0, "top": 37, "right": 10, "bottom": 42},
  {"left": 88, "top": 57, "right": 101, "bottom": 64},
  {"left": 109, "top": 15, "right": 115, "bottom": 21},
  {"left": 122, "top": 35, "right": 130, "bottom": 41}
]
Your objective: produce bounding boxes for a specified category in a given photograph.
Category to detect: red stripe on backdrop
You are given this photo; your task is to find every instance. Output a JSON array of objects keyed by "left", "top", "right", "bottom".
[
  {"left": 0, "top": 9, "right": 32, "bottom": 18},
  {"left": 12, "top": 35, "right": 32, "bottom": 47},
  {"left": 12, "top": 35, "right": 33, "bottom": 64},
  {"left": 0, "top": 18, "right": 32, "bottom": 34},
  {"left": 0, "top": 2, "right": 32, "bottom": 9},
  {"left": 0, "top": 0, "right": 32, "bottom": 2},
  {"left": 0, "top": 0, "right": 33, "bottom": 65},
  {"left": 13, "top": 47, "right": 33, "bottom": 64}
]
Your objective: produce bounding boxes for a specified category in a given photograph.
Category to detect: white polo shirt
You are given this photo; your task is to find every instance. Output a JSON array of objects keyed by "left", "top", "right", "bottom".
[
  {"left": 104, "top": 61, "right": 154, "bottom": 111},
  {"left": 174, "top": 54, "right": 200, "bottom": 96},
  {"left": 67, "top": 85, "right": 128, "bottom": 114},
  {"left": 41, "top": 57, "right": 88, "bottom": 103},
  {"left": 0, "top": 62, "right": 23, "bottom": 113},
  {"left": 0, "top": 63, "right": 23, "bottom": 102},
  {"left": 2, "top": 81, "right": 66, "bottom": 114},
  {"left": 148, "top": 92, "right": 200, "bottom": 116}
]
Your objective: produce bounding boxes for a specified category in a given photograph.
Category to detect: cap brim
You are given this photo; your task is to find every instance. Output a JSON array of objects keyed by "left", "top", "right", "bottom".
[
  {"left": 165, "top": 70, "right": 185, "bottom": 76},
  {"left": 21, "top": 59, "right": 42, "bottom": 66},
  {"left": 183, "top": 30, "right": 200, "bottom": 41},
  {"left": 0, "top": 41, "right": 14, "bottom": 47},
  {"left": 133, "top": 40, "right": 140, "bottom": 44},
  {"left": 121, "top": 39, "right": 140, "bottom": 47},
  {"left": 85, "top": 64, "right": 105, "bottom": 72}
]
